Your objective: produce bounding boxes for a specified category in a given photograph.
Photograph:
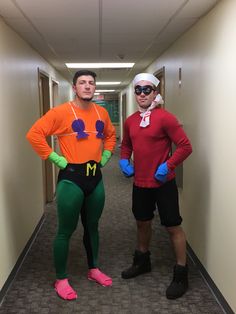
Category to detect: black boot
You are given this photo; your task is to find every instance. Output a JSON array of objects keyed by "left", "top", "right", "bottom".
[
  {"left": 166, "top": 264, "right": 188, "bottom": 299},
  {"left": 121, "top": 250, "right": 151, "bottom": 279}
]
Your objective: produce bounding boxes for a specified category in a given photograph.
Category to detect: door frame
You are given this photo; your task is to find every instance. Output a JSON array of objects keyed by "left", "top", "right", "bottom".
[
  {"left": 51, "top": 79, "right": 60, "bottom": 194},
  {"left": 38, "top": 68, "right": 54, "bottom": 203},
  {"left": 154, "top": 66, "right": 165, "bottom": 107},
  {"left": 121, "top": 93, "right": 127, "bottom": 140}
]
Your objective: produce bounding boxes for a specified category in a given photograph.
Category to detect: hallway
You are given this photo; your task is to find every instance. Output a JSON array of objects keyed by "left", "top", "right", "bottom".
[{"left": 0, "top": 146, "right": 223, "bottom": 314}]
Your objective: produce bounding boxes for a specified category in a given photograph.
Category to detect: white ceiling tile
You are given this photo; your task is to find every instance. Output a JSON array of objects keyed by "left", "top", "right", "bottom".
[
  {"left": 32, "top": 18, "right": 99, "bottom": 40},
  {"left": 4, "top": 17, "right": 35, "bottom": 33},
  {"left": 15, "top": 0, "right": 100, "bottom": 19},
  {"left": 0, "top": 0, "right": 220, "bottom": 86},
  {"left": 0, "top": 0, "right": 23, "bottom": 18},
  {"left": 177, "top": 0, "right": 219, "bottom": 18},
  {"left": 102, "top": 17, "right": 166, "bottom": 35},
  {"left": 102, "top": 0, "right": 186, "bottom": 19}
]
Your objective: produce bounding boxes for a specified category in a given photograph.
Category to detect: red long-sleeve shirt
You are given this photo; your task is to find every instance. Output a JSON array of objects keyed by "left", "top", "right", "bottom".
[{"left": 121, "top": 107, "right": 192, "bottom": 187}]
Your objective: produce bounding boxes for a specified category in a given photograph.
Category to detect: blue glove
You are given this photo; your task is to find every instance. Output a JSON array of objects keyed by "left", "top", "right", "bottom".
[
  {"left": 119, "top": 159, "right": 134, "bottom": 177},
  {"left": 155, "top": 162, "right": 169, "bottom": 183}
]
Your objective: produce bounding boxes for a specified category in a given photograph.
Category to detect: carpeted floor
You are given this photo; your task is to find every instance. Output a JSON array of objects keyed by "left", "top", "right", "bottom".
[{"left": 0, "top": 146, "right": 224, "bottom": 313}]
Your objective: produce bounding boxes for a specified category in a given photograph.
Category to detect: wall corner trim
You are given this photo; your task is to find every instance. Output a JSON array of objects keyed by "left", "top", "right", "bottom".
[
  {"left": 187, "top": 242, "right": 234, "bottom": 314},
  {"left": 0, "top": 214, "right": 45, "bottom": 305}
]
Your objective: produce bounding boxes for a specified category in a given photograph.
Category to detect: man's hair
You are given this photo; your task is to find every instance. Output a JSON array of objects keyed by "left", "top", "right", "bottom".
[{"left": 73, "top": 70, "right": 97, "bottom": 85}]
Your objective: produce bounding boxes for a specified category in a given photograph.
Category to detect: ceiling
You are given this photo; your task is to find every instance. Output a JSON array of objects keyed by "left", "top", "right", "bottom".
[{"left": 0, "top": 0, "right": 219, "bottom": 92}]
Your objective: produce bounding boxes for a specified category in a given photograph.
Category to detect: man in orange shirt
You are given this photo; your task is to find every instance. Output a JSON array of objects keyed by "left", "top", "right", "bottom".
[{"left": 26, "top": 70, "right": 116, "bottom": 300}]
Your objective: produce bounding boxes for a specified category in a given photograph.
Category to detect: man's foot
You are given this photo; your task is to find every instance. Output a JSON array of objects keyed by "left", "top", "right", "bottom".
[
  {"left": 54, "top": 278, "right": 77, "bottom": 300},
  {"left": 121, "top": 250, "right": 151, "bottom": 279},
  {"left": 88, "top": 268, "right": 112, "bottom": 287},
  {"left": 166, "top": 264, "right": 188, "bottom": 299}
]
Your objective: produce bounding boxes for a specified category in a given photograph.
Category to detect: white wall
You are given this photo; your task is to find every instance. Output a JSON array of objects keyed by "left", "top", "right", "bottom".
[
  {"left": 0, "top": 17, "right": 73, "bottom": 290},
  {"left": 120, "top": 0, "right": 236, "bottom": 311},
  {"left": 119, "top": 85, "right": 136, "bottom": 139}
]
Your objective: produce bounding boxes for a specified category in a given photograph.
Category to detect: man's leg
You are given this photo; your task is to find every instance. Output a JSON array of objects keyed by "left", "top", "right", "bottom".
[
  {"left": 166, "top": 225, "right": 186, "bottom": 266},
  {"left": 81, "top": 180, "right": 112, "bottom": 287},
  {"left": 137, "top": 220, "right": 152, "bottom": 252},
  {"left": 81, "top": 180, "right": 105, "bottom": 269},
  {"left": 121, "top": 220, "right": 152, "bottom": 279},
  {"left": 121, "top": 185, "right": 155, "bottom": 279},
  {"left": 54, "top": 180, "right": 84, "bottom": 279},
  {"left": 166, "top": 225, "right": 188, "bottom": 299},
  {"left": 165, "top": 226, "right": 188, "bottom": 299},
  {"left": 156, "top": 179, "right": 188, "bottom": 299},
  {"left": 53, "top": 180, "right": 84, "bottom": 300}
]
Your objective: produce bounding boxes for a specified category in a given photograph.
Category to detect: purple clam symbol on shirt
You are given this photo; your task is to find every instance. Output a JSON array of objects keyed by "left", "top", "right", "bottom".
[
  {"left": 96, "top": 120, "right": 104, "bottom": 138},
  {"left": 72, "top": 119, "right": 89, "bottom": 139}
]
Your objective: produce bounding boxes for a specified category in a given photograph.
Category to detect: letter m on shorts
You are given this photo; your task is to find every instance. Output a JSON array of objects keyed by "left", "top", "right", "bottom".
[{"left": 86, "top": 163, "right": 97, "bottom": 176}]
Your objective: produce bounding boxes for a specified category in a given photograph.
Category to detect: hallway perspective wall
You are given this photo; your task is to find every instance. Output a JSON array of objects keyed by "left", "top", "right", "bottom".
[
  {"left": 0, "top": 17, "right": 73, "bottom": 290},
  {"left": 120, "top": 0, "right": 235, "bottom": 311},
  {"left": 139, "top": 0, "right": 235, "bottom": 311},
  {"left": 119, "top": 85, "right": 136, "bottom": 140}
]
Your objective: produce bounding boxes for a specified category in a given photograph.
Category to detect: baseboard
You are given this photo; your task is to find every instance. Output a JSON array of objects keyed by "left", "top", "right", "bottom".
[
  {"left": 187, "top": 242, "right": 234, "bottom": 314},
  {"left": 0, "top": 214, "right": 45, "bottom": 305}
]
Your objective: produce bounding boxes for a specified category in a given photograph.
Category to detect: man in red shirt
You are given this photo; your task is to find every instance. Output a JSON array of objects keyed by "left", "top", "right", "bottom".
[{"left": 119, "top": 73, "right": 192, "bottom": 299}]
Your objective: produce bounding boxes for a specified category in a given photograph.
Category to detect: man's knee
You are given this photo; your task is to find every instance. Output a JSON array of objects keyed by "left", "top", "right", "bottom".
[
  {"left": 166, "top": 225, "right": 184, "bottom": 236},
  {"left": 136, "top": 220, "right": 152, "bottom": 231}
]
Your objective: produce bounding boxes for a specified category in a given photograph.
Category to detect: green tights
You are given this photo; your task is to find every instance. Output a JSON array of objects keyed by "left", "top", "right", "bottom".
[{"left": 53, "top": 179, "right": 105, "bottom": 279}]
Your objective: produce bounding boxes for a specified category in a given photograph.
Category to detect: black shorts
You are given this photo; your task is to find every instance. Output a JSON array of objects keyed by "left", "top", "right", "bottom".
[
  {"left": 132, "top": 179, "right": 182, "bottom": 227},
  {"left": 58, "top": 160, "right": 102, "bottom": 196}
]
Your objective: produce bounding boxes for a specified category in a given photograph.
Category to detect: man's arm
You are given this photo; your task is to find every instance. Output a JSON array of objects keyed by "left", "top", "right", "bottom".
[
  {"left": 119, "top": 119, "right": 134, "bottom": 177},
  {"left": 103, "top": 113, "right": 116, "bottom": 153},
  {"left": 26, "top": 110, "right": 57, "bottom": 159},
  {"left": 100, "top": 110, "right": 116, "bottom": 167},
  {"left": 163, "top": 112, "right": 192, "bottom": 171},
  {"left": 26, "top": 109, "right": 68, "bottom": 169},
  {"left": 155, "top": 112, "right": 192, "bottom": 183},
  {"left": 120, "top": 120, "right": 133, "bottom": 160}
]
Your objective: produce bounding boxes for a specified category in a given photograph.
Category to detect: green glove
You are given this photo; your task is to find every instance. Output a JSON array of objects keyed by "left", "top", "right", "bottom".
[
  {"left": 100, "top": 150, "right": 112, "bottom": 167},
  {"left": 48, "top": 152, "right": 68, "bottom": 169}
]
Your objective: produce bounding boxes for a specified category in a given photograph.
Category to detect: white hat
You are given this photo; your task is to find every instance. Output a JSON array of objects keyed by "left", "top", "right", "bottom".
[{"left": 133, "top": 73, "right": 160, "bottom": 87}]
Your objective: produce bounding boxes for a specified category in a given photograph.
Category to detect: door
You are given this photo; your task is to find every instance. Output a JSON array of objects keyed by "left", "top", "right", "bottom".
[
  {"left": 38, "top": 70, "right": 54, "bottom": 203},
  {"left": 154, "top": 66, "right": 165, "bottom": 107},
  {"left": 121, "top": 93, "right": 127, "bottom": 140},
  {"left": 155, "top": 67, "right": 183, "bottom": 187},
  {"left": 51, "top": 80, "right": 60, "bottom": 193}
]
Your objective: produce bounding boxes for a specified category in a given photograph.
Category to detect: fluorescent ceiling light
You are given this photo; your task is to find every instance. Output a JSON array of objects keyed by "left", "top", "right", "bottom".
[
  {"left": 96, "top": 82, "right": 121, "bottom": 85},
  {"left": 65, "top": 63, "right": 134, "bottom": 68},
  {"left": 94, "top": 92, "right": 100, "bottom": 95},
  {"left": 96, "top": 89, "right": 115, "bottom": 92}
]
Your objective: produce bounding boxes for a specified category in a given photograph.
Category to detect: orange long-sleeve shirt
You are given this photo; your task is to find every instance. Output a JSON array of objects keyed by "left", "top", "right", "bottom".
[{"left": 26, "top": 101, "right": 116, "bottom": 163}]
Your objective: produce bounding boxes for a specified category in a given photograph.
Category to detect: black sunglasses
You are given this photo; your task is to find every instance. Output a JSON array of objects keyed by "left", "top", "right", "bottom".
[{"left": 134, "top": 85, "right": 156, "bottom": 96}]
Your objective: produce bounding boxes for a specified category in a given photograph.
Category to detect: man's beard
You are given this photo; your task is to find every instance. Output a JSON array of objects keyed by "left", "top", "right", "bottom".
[
  {"left": 77, "top": 94, "right": 93, "bottom": 102},
  {"left": 139, "top": 103, "right": 152, "bottom": 109},
  {"left": 81, "top": 97, "right": 93, "bottom": 101}
]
